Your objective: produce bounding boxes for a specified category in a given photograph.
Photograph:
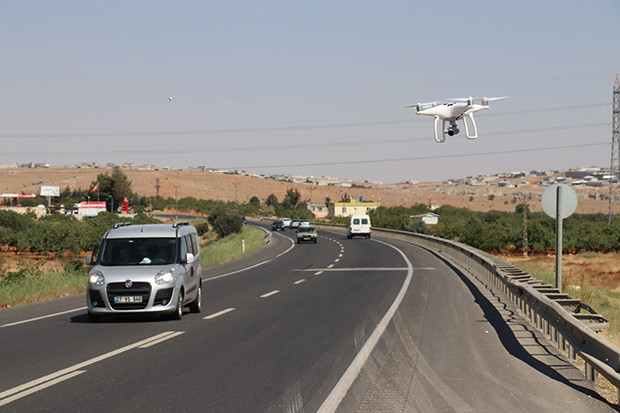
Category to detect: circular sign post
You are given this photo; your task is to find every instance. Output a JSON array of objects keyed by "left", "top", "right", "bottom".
[{"left": 541, "top": 184, "right": 578, "bottom": 292}]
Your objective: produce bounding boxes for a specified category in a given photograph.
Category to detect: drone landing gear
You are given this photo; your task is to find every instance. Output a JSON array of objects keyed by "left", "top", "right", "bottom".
[
  {"left": 463, "top": 112, "right": 479, "bottom": 139},
  {"left": 432, "top": 115, "right": 479, "bottom": 142}
]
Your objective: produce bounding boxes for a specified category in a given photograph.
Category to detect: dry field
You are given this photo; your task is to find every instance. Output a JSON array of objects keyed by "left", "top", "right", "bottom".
[
  {"left": 502, "top": 253, "right": 620, "bottom": 293},
  {"left": 0, "top": 167, "right": 613, "bottom": 213},
  {"left": 501, "top": 253, "right": 620, "bottom": 348}
]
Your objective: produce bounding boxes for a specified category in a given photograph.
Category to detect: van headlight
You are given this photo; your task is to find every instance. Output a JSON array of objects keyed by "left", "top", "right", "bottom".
[
  {"left": 155, "top": 269, "right": 174, "bottom": 285},
  {"left": 89, "top": 270, "right": 105, "bottom": 286}
]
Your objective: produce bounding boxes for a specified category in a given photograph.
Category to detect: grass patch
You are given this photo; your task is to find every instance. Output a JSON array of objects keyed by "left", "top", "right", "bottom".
[
  {"left": 0, "top": 270, "right": 88, "bottom": 308},
  {"left": 0, "top": 225, "right": 267, "bottom": 308},
  {"left": 201, "top": 226, "right": 265, "bottom": 267}
]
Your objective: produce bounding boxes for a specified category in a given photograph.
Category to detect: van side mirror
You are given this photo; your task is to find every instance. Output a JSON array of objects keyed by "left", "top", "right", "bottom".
[
  {"left": 85, "top": 254, "right": 95, "bottom": 265},
  {"left": 184, "top": 252, "right": 195, "bottom": 264}
]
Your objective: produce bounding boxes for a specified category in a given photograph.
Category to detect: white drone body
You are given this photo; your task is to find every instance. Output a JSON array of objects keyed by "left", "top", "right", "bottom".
[{"left": 405, "top": 96, "right": 508, "bottom": 143}]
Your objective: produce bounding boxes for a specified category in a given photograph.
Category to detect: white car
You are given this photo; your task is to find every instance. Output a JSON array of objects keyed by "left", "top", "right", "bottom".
[{"left": 280, "top": 218, "right": 292, "bottom": 228}]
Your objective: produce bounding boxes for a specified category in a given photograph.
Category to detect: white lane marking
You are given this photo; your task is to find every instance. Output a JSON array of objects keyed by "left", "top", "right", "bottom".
[
  {"left": 297, "top": 267, "right": 408, "bottom": 272},
  {"left": 204, "top": 308, "right": 236, "bottom": 320},
  {"left": 0, "top": 306, "right": 87, "bottom": 328},
  {"left": 314, "top": 271, "right": 324, "bottom": 276},
  {"left": 0, "top": 331, "right": 183, "bottom": 405},
  {"left": 294, "top": 279, "right": 306, "bottom": 285},
  {"left": 138, "top": 331, "right": 185, "bottom": 348},
  {"left": 327, "top": 264, "right": 334, "bottom": 269},
  {"left": 0, "top": 370, "right": 86, "bottom": 407},
  {"left": 260, "top": 290, "right": 280, "bottom": 299},
  {"left": 205, "top": 235, "right": 295, "bottom": 281},
  {"left": 338, "top": 254, "right": 343, "bottom": 258},
  {"left": 334, "top": 259, "right": 340, "bottom": 263},
  {"left": 317, "top": 239, "right": 414, "bottom": 413}
]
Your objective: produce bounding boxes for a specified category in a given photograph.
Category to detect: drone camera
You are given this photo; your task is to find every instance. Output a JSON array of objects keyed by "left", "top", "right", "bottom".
[{"left": 444, "top": 126, "right": 460, "bottom": 136}]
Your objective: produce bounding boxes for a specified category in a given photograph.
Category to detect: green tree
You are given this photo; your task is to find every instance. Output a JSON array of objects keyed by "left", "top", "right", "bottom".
[
  {"left": 91, "top": 167, "right": 133, "bottom": 211},
  {"left": 282, "top": 188, "right": 301, "bottom": 209},
  {"left": 265, "top": 194, "right": 279, "bottom": 207}
]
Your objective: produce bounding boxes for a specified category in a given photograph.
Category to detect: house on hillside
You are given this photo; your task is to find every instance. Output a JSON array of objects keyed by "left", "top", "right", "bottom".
[
  {"left": 328, "top": 198, "right": 379, "bottom": 217},
  {"left": 304, "top": 202, "right": 329, "bottom": 218},
  {"left": 410, "top": 213, "right": 439, "bottom": 226}
]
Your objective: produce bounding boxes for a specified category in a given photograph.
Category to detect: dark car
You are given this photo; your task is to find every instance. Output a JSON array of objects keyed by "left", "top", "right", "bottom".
[{"left": 271, "top": 220, "right": 285, "bottom": 231}]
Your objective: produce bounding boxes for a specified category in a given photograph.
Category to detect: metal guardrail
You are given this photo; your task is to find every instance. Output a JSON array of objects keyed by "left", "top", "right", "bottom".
[
  {"left": 366, "top": 226, "right": 620, "bottom": 397},
  {"left": 248, "top": 218, "right": 620, "bottom": 398}
]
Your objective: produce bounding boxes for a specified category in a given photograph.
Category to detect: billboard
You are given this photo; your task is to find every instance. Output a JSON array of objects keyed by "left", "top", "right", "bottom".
[{"left": 40, "top": 186, "right": 60, "bottom": 197}]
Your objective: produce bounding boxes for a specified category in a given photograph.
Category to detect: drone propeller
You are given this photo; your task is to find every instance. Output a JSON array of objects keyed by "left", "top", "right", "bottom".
[
  {"left": 448, "top": 96, "right": 509, "bottom": 103},
  {"left": 402, "top": 100, "right": 442, "bottom": 111}
]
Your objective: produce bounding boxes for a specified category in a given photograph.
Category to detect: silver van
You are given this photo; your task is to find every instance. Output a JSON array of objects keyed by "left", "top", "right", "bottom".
[{"left": 86, "top": 222, "right": 202, "bottom": 322}]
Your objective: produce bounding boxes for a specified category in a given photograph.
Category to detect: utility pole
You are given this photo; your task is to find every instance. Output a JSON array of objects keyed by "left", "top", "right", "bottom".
[
  {"left": 233, "top": 182, "right": 241, "bottom": 203},
  {"left": 517, "top": 192, "right": 533, "bottom": 256},
  {"left": 155, "top": 177, "right": 161, "bottom": 198},
  {"left": 609, "top": 74, "right": 620, "bottom": 224}
]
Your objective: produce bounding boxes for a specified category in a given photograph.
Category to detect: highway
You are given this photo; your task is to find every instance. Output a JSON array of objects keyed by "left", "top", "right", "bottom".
[{"left": 0, "top": 226, "right": 615, "bottom": 412}]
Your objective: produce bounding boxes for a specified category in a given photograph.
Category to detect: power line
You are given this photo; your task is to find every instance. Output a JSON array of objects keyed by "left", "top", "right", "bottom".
[
  {"left": 0, "top": 103, "right": 610, "bottom": 139},
  {"left": 2, "top": 122, "right": 610, "bottom": 156},
  {"left": 219, "top": 142, "right": 611, "bottom": 171},
  {"left": 0, "top": 123, "right": 610, "bottom": 157}
]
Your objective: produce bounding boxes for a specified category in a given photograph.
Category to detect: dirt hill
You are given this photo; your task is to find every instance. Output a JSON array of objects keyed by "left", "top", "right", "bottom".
[{"left": 0, "top": 167, "right": 612, "bottom": 214}]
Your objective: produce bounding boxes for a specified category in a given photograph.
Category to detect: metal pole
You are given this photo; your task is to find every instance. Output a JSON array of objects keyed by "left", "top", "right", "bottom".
[{"left": 556, "top": 185, "right": 563, "bottom": 292}]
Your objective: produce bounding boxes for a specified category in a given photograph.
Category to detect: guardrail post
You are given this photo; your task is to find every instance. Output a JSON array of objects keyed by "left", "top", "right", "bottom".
[{"left": 585, "top": 362, "right": 595, "bottom": 381}]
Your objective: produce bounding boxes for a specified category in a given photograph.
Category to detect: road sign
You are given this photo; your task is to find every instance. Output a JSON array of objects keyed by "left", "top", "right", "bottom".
[
  {"left": 540, "top": 183, "right": 578, "bottom": 292},
  {"left": 541, "top": 184, "right": 577, "bottom": 219}
]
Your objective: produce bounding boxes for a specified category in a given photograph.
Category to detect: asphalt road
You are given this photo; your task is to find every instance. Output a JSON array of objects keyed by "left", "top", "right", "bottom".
[{"left": 0, "top": 226, "right": 615, "bottom": 412}]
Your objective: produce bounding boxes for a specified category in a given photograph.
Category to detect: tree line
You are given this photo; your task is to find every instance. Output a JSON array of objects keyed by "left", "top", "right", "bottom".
[
  {"left": 369, "top": 204, "right": 620, "bottom": 253},
  {"left": 6, "top": 167, "right": 619, "bottom": 254}
]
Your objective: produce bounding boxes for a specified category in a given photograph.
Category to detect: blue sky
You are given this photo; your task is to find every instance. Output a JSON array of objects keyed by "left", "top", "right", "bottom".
[{"left": 1, "top": 0, "right": 619, "bottom": 183}]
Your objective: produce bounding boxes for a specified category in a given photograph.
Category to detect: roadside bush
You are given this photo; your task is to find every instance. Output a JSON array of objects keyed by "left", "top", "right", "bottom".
[
  {"left": 193, "top": 220, "right": 210, "bottom": 236},
  {"left": 211, "top": 214, "right": 243, "bottom": 238},
  {"left": 64, "top": 259, "right": 85, "bottom": 273}
]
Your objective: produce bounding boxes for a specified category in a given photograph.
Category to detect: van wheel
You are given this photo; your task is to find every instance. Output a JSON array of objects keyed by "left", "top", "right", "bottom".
[
  {"left": 367, "top": 234, "right": 371, "bottom": 239},
  {"left": 189, "top": 284, "right": 202, "bottom": 313},
  {"left": 171, "top": 291, "right": 184, "bottom": 320}
]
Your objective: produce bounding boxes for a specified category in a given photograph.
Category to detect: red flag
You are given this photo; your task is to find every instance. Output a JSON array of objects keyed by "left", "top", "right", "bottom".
[{"left": 91, "top": 183, "right": 99, "bottom": 193}]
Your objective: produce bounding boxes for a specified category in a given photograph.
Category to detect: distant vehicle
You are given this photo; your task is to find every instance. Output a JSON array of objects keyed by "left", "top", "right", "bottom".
[
  {"left": 290, "top": 219, "right": 301, "bottom": 229},
  {"left": 271, "top": 220, "right": 285, "bottom": 231},
  {"left": 85, "top": 221, "right": 202, "bottom": 322},
  {"left": 280, "top": 218, "right": 292, "bottom": 228},
  {"left": 297, "top": 226, "right": 317, "bottom": 243},
  {"left": 299, "top": 220, "right": 310, "bottom": 227},
  {"left": 347, "top": 215, "right": 371, "bottom": 239}
]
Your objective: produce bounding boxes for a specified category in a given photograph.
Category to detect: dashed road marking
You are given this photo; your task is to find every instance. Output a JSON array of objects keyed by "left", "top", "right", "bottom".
[
  {"left": 294, "top": 279, "right": 306, "bottom": 285},
  {"left": 204, "top": 308, "right": 236, "bottom": 320},
  {"left": 260, "top": 290, "right": 280, "bottom": 299}
]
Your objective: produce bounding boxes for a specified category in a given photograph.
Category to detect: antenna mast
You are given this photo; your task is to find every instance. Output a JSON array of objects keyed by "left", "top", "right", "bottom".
[{"left": 610, "top": 74, "right": 620, "bottom": 224}]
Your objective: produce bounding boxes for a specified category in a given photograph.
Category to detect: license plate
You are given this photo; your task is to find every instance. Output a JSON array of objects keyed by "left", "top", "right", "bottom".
[{"left": 114, "top": 296, "right": 143, "bottom": 304}]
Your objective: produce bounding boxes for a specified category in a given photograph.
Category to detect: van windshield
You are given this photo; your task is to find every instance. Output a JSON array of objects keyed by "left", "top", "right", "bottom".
[{"left": 99, "top": 238, "right": 177, "bottom": 266}]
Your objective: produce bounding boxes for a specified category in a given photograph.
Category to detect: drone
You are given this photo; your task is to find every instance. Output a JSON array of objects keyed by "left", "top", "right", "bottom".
[{"left": 404, "top": 96, "right": 508, "bottom": 143}]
